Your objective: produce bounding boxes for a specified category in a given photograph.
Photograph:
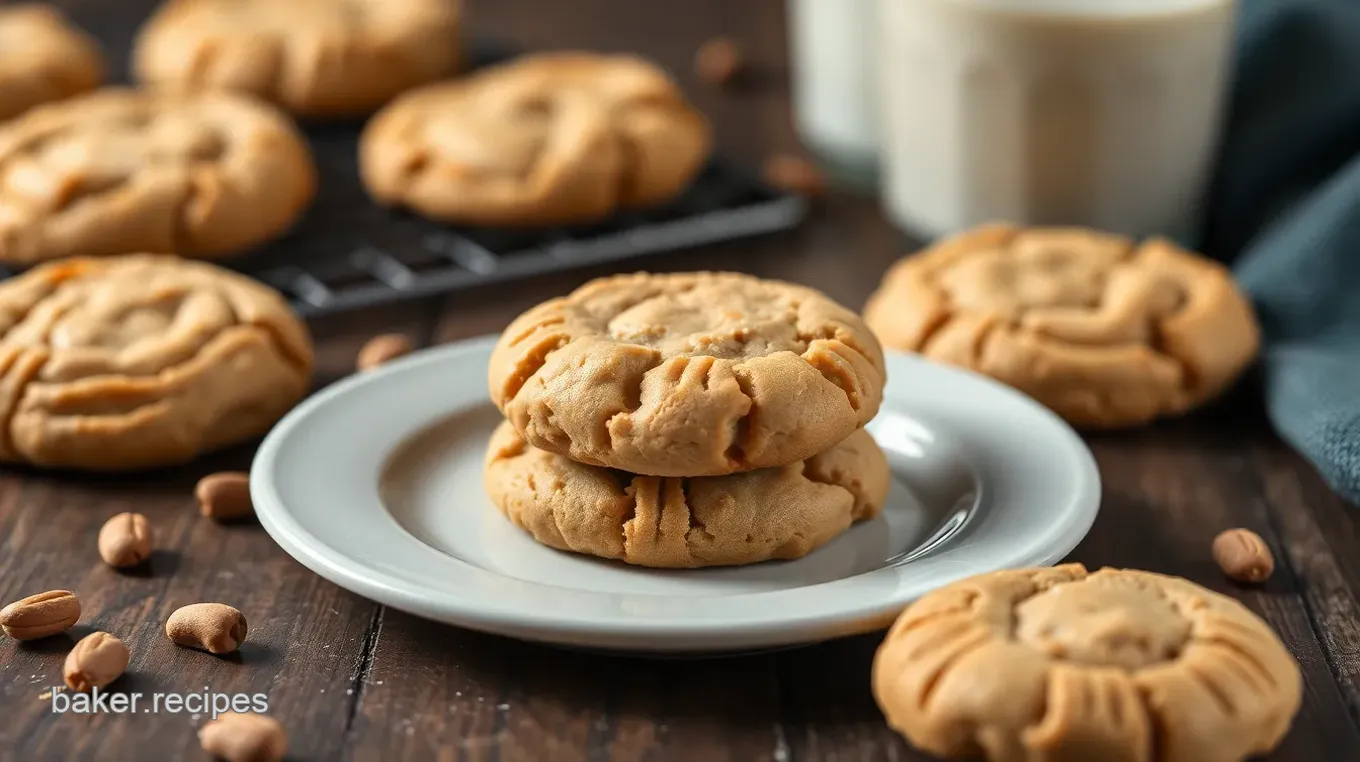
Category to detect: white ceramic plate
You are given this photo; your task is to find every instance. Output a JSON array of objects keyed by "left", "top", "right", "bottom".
[{"left": 252, "top": 336, "right": 1100, "bottom": 653}]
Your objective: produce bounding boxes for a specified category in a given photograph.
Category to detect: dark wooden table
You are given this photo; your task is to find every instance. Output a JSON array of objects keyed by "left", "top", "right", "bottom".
[{"left": 3, "top": 1, "right": 1359, "bottom": 760}]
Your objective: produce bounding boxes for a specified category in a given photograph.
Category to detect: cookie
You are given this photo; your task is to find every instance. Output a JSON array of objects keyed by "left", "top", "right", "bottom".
[
  {"left": 863, "top": 225, "right": 1259, "bottom": 428},
  {"left": 132, "top": 0, "right": 461, "bottom": 117},
  {"left": 0, "top": 255, "right": 314, "bottom": 470},
  {"left": 489, "top": 271, "right": 886, "bottom": 477},
  {"left": 0, "top": 5, "right": 103, "bottom": 122},
  {"left": 0, "top": 88, "right": 315, "bottom": 265},
  {"left": 360, "top": 52, "right": 712, "bottom": 227},
  {"left": 872, "top": 564, "right": 1301, "bottom": 762},
  {"left": 485, "top": 422, "right": 889, "bottom": 568}
]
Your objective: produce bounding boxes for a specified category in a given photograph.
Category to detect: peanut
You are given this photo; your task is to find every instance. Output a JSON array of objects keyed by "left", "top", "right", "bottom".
[
  {"left": 198, "top": 712, "right": 287, "bottom": 762},
  {"left": 1213, "top": 528, "right": 1275, "bottom": 583},
  {"left": 357, "top": 333, "right": 414, "bottom": 371},
  {"left": 63, "top": 632, "right": 129, "bottom": 692},
  {"left": 0, "top": 590, "right": 80, "bottom": 640},
  {"left": 196, "top": 472, "right": 253, "bottom": 521},
  {"left": 696, "top": 37, "right": 744, "bottom": 85},
  {"left": 98, "top": 512, "right": 152, "bottom": 568},
  {"left": 166, "top": 603, "right": 248, "bottom": 654},
  {"left": 762, "top": 154, "right": 826, "bottom": 197}
]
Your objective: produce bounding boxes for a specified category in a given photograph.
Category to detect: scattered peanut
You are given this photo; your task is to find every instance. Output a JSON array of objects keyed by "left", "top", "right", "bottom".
[
  {"left": 166, "top": 603, "right": 248, "bottom": 654},
  {"left": 196, "top": 472, "right": 253, "bottom": 521},
  {"left": 97, "top": 512, "right": 152, "bottom": 568},
  {"left": 63, "top": 632, "right": 129, "bottom": 692},
  {"left": 762, "top": 154, "right": 826, "bottom": 197},
  {"left": 0, "top": 590, "right": 80, "bottom": 641},
  {"left": 695, "top": 37, "right": 744, "bottom": 85},
  {"left": 198, "top": 712, "right": 287, "bottom": 762},
  {"left": 356, "top": 333, "right": 413, "bottom": 371},
  {"left": 1213, "top": 528, "right": 1275, "bottom": 583}
]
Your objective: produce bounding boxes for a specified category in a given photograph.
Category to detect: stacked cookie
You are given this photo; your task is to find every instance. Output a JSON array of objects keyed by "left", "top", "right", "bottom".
[{"left": 483, "top": 271, "right": 891, "bottom": 568}]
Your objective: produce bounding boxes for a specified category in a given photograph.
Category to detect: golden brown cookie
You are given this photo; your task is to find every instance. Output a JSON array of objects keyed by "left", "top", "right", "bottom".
[
  {"left": 489, "top": 271, "right": 886, "bottom": 477},
  {"left": 0, "top": 88, "right": 315, "bottom": 265},
  {"left": 863, "top": 225, "right": 1260, "bottom": 428},
  {"left": 485, "top": 422, "right": 889, "bottom": 568},
  {"left": 872, "top": 564, "right": 1302, "bottom": 762},
  {"left": 0, "top": 255, "right": 314, "bottom": 470},
  {"left": 0, "top": 5, "right": 103, "bottom": 121},
  {"left": 132, "top": 0, "right": 461, "bottom": 117},
  {"left": 360, "top": 52, "right": 712, "bottom": 227}
]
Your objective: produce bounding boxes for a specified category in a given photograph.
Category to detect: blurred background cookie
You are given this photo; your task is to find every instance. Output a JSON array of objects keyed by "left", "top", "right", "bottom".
[
  {"left": 0, "top": 255, "right": 313, "bottom": 471},
  {"left": 872, "top": 564, "right": 1302, "bottom": 762},
  {"left": 360, "top": 52, "right": 711, "bottom": 227},
  {"left": 489, "top": 271, "right": 885, "bottom": 476},
  {"left": 485, "top": 422, "right": 888, "bottom": 568},
  {"left": 864, "top": 224, "right": 1260, "bottom": 428},
  {"left": 0, "top": 4, "right": 103, "bottom": 121},
  {"left": 0, "top": 88, "right": 315, "bottom": 265},
  {"left": 132, "top": 0, "right": 462, "bottom": 118}
]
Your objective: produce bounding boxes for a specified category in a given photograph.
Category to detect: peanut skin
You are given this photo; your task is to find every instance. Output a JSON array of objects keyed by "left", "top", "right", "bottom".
[
  {"left": 98, "top": 512, "right": 152, "bottom": 568},
  {"left": 1212, "top": 528, "right": 1275, "bottom": 583},
  {"left": 762, "top": 154, "right": 825, "bottom": 197},
  {"left": 166, "top": 603, "right": 248, "bottom": 654},
  {"left": 196, "top": 472, "right": 253, "bottom": 521},
  {"left": 64, "top": 631, "right": 129, "bottom": 692},
  {"left": 199, "top": 712, "right": 287, "bottom": 762},
  {"left": 0, "top": 590, "right": 80, "bottom": 640},
  {"left": 356, "top": 333, "right": 414, "bottom": 371},
  {"left": 695, "top": 37, "right": 744, "bottom": 86}
]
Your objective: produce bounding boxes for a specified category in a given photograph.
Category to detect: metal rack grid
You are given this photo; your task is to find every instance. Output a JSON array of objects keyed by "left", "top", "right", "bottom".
[{"left": 242, "top": 156, "right": 808, "bottom": 318}]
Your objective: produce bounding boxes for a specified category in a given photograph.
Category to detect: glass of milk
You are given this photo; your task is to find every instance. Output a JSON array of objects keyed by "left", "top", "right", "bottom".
[
  {"left": 787, "top": 0, "right": 880, "bottom": 188},
  {"left": 874, "top": 0, "right": 1238, "bottom": 239}
]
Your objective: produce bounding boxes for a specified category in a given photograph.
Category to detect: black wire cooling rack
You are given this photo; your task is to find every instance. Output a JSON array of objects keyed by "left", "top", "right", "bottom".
[
  {"left": 16, "top": 8, "right": 810, "bottom": 318},
  {"left": 240, "top": 153, "right": 809, "bottom": 318}
]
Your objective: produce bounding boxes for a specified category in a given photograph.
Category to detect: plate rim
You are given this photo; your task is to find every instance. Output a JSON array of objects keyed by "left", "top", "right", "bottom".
[{"left": 251, "top": 335, "right": 1100, "bottom": 651}]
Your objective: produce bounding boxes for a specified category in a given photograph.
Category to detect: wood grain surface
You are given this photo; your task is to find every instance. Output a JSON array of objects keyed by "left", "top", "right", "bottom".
[{"left": 0, "top": 1, "right": 1356, "bottom": 760}]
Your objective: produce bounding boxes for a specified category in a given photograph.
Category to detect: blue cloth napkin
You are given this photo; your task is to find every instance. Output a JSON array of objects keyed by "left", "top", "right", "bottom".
[{"left": 1201, "top": 0, "right": 1360, "bottom": 503}]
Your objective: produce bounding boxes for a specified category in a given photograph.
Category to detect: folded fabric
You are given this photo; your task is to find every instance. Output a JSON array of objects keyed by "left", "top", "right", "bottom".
[{"left": 1201, "top": 0, "right": 1360, "bottom": 503}]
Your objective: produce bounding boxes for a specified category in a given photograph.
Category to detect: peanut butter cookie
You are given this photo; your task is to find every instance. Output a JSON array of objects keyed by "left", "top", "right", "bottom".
[
  {"left": 864, "top": 225, "right": 1259, "bottom": 428},
  {"left": 485, "top": 422, "right": 889, "bottom": 568},
  {"left": 0, "top": 5, "right": 103, "bottom": 121},
  {"left": 360, "top": 52, "right": 712, "bottom": 227},
  {"left": 489, "top": 271, "right": 886, "bottom": 477},
  {"left": 0, "top": 255, "right": 313, "bottom": 470},
  {"left": 133, "top": 0, "right": 461, "bottom": 117},
  {"left": 0, "top": 88, "right": 315, "bottom": 265},
  {"left": 873, "top": 564, "right": 1302, "bottom": 762}
]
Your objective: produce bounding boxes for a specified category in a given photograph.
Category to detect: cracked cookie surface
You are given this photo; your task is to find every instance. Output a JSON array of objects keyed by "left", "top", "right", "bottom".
[
  {"left": 488, "top": 271, "right": 886, "bottom": 476},
  {"left": 484, "top": 421, "right": 889, "bottom": 568},
  {"left": 872, "top": 564, "right": 1302, "bottom": 762},
  {"left": 0, "top": 4, "right": 103, "bottom": 122},
  {"left": 0, "top": 88, "right": 315, "bottom": 265},
  {"left": 360, "top": 52, "right": 711, "bottom": 227},
  {"left": 863, "top": 225, "right": 1260, "bottom": 428},
  {"left": 133, "top": 0, "right": 461, "bottom": 117},
  {"left": 0, "top": 254, "right": 313, "bottom": 470}
]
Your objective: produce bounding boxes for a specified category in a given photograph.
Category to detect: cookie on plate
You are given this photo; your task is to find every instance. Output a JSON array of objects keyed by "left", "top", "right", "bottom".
[
  {"left": 0, "top": 5, "right": 103, "bottom": 121},
  {"left": 360, "top": 52, "right": 712, "bottom": 227},
  {"left": 863, "top": 225, "right": 1260, "bottom": 428},
  {"left": 489, "top": 271, "right": 886, "bottom": 477},
  {"left": 872, "top": 564, "right": 1301, "bottom": 762},
  {"left": 0, "top": 88, "right": 315, "bottom": 265},
  {"left": 0, "top": 255, "right": 314, "bottom": 470},
  {"left": 485, "top": 422, "right": 889, "bottom": 568},
  {"left": 132, "top": 0, "right": 461, "bottom": 117}
]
